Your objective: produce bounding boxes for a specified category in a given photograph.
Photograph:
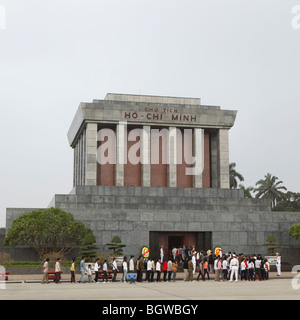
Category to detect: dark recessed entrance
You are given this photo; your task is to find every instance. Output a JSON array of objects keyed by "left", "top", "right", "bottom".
[
  {"left": 149, "top": 231, "right": 212, "bottom": 260},
  {"left": 168, "top": 236, "right": 184, "bottom": 251}
]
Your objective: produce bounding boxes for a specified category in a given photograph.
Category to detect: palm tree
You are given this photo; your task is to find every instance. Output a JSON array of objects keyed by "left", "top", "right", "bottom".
[
  {"left": 229, "top": 162, "right": 244, "bottom": 189},
  {"left": 253, "top": 173, "right": 287, "bottom": 209},
  {"left": 239, "top": 184, "right": 253, "bottom": 198}
]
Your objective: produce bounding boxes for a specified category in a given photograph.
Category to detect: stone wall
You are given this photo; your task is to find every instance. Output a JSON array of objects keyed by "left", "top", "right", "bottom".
[{"left": 6, "top": 186, "right": 300, "bottom": 264}]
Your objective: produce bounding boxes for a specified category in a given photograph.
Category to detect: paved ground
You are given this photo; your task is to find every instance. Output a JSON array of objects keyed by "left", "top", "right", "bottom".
[{"left": 1, "top": 272, "right": 299, "bottom": 300}]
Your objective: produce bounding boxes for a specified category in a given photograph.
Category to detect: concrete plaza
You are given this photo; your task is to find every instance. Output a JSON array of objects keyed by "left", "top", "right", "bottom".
[{"left": 0, "top": 272, "right": 299, "bottom": 300}]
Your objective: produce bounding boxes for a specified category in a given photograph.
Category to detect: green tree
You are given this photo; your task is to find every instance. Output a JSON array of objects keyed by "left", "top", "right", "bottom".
[
  {"left": 78, "top": 229, "right": 98, "bottom": 261},
  {"left": 4, "top": 207, "right": 88, "bottom": 258},
  {"left": 289, "top": 223, "right": 300, "bottom": 240},
  {"left": 95, "top": 251, "right": 113, "bottom": 266},
  {"left": 106, "top": 236, "right": 126, "bottom": 256},
  {"left": 253, "top": 173, "right": 287, "bottom": 209},
  {"left": 274, "top": 191, "right": 300, "bottom": 212},
  {"left": 239, "top": 184, "right": 253, "bottom": 198},
  {"left": 263, "top": 234, "right": 281, "bottom": 256},
  {"left": 0, "top": 252, "right": 12, "bottom": 267},
  {"left": 273, "top": 200, "right": 300, "bottom": 212},
  {"left": 229, "top": 162, "right": 244, "bottom": 189},
  {"left": 283, "top": 191, "right": 300, "bottom": 202}
]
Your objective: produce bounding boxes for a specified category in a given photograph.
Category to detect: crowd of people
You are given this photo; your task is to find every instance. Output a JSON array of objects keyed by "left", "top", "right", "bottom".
[{"left": 41, "top": 247, "right": 281, "bottom": 284}]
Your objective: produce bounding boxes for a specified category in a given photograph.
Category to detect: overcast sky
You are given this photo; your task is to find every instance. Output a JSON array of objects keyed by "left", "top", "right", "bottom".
[{"left": 0, "top": 0, "right": 299, "bottom": 227}]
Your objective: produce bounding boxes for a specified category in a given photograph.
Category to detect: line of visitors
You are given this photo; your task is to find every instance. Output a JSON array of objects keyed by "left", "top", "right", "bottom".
[
  {"left": 182, "top": 251, "right": 272, "bottom": 283},
  {"left": 41, "top": 250, "right": 280, "bottom": 284}
]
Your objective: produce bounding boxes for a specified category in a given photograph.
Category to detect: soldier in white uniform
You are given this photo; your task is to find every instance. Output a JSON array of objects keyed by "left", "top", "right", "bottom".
[
  {"left": 276, "top": 253, "right": 281, "bottom": 276},
  {"left": 192, "top": 252, "right": 196, "bottom": 275},
  {"left": 229, "top": 254, "right": 239, "bottom": 283},
  {"left": 160, "top": 245, "right": 164, "bottom": 263}
]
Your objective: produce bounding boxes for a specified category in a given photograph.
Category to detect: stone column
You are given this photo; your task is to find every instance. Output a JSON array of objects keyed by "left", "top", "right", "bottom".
[
  {"left": 76, "top": 142, "right": 80, "bottom": 186},
  {"left": 142, "top": 125, "right": 151, "bottom": 187},
  {"left": 218, "top": 129, "right": 230, "bottom": 188},
  {"left": 193, "top": 128, "right": 203, "bottom": 188},
  {"left": 82, "top": 128, "right": 86, "bottom": 185},
  {"left": 79, "top": 133, "right": 82, "bottom": 185},
  {"left": 168, "top": 126, "right": 177, "bottom": 187},
  {"left": 210, "top": 130, "right": 219, "bottom": 188},
  {"left": 115, "top": 122, "right": 125, "bottom": 186},
  {"left": 80, "top": 129, "right": 86, "bottom": 185},
  {"left": 85, "top": 122, "right": 98, "bottom": 185},
  {"left": 73, "top": 144, "right": 77, "bottom": 187}
]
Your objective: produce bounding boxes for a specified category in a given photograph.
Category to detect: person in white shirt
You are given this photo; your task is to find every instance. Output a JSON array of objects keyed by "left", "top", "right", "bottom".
[
  {"left": 222, "top": 257, "right": 228, "bottom": 281},
  {"left": 160, "top": 245, "right": 164, "bottom": 263},
  {"left": 248, "top": 258, "right": 255, "bottom": 281},
  {"left": 87, "top": 264, "right": 93, "bottom": 282},
  {"left": 41, "top": 258, "right": 50, "bottom": 284},
  {"left": 102, "top": 260, "right": 108, "bottom": 283},
  {"left": 129, "top": 256, "right": 135, "bottom": 272},
  {"left": 54, "top": 258, "right": 62, "bottom": 284},
  {"left": 112, "top": 258, "right": 119, "bottom": 282},
  {"left": 240, "top": 259, "right": 247, "bottom": 281},
  {"left": 156, "top": 260, "right": 161, "bottom": 282},
  {"left": 172, "top": 247, "right": 177, "bottom": 261},
  {"left": 215, "top": 256, "right": 222, "bottom": 282},
  {"left": 255, "top": 257, "right": 261, "bottom": 280},
  {"left": 128, "top": 255, "right": 135, "bottom": 284},
  {"left": 122, "top": 257, "right": 128, "bottom": 283},
  {"left": 94, "top": 258, "right": 100, "bottom": 282},
  {"left": 229, "top": 254, "right": 239, "bottom": 282},
  {"left": 167, "top": 258, "right": 173, "bottom": 281},
  {"left": 192, "top": 253, "right": 196, "bottom": 275},
  {"left": 214, "top": 257, "right": 218, "bottom": 276},
  {"left": 276, "top": 253, "right": 281, "bottom": 276},
  {"left": 146, "top": 258, "right": 153, "bottom": 282}
]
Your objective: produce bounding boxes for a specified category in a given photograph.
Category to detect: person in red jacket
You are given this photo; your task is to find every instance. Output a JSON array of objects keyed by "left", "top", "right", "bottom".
[{"left": 162, "top": 259, "right": 168, "bottom": 282}]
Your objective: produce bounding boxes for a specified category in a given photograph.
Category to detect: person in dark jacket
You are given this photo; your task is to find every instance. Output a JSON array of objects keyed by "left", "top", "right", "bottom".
[
  {"left": 260, "top": 258, "right": 265, "bottom": 280},
  {"left": 183, "top": 257, "right": 189, "bottom": 281},
  {"left": 137, "top": 256, "right": 144, "bottom": 282},
  {"left": 208, "top": 254, "right": 214, "bottom": 274},
  {"left": 186, "top": 257, "right": 194, "bottom": 281}
]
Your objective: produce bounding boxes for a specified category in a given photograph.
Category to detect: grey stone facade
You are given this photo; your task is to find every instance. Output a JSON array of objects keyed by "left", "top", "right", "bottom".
[
  {"left": 68, "top": 93, "right": 236, "bottom": 189},
  {"left": 6, "top": 186, "right": 300, "bottom": 260},
  {"left": 4, "top": 94, "right": 300, "bottom": 265}
]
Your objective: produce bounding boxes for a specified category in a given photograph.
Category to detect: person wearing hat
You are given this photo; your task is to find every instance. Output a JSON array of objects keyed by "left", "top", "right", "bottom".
[
  {"left": 276, "top": 253, "right": 281, "bottom": 276},
  {"left": 229, "top": 254, "right": 239, "bottom": 282}
]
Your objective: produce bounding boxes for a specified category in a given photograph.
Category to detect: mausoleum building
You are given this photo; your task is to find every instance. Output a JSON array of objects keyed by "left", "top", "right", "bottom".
[{"left": 5, "top": 94, "right": 300, "bottom": 263}]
